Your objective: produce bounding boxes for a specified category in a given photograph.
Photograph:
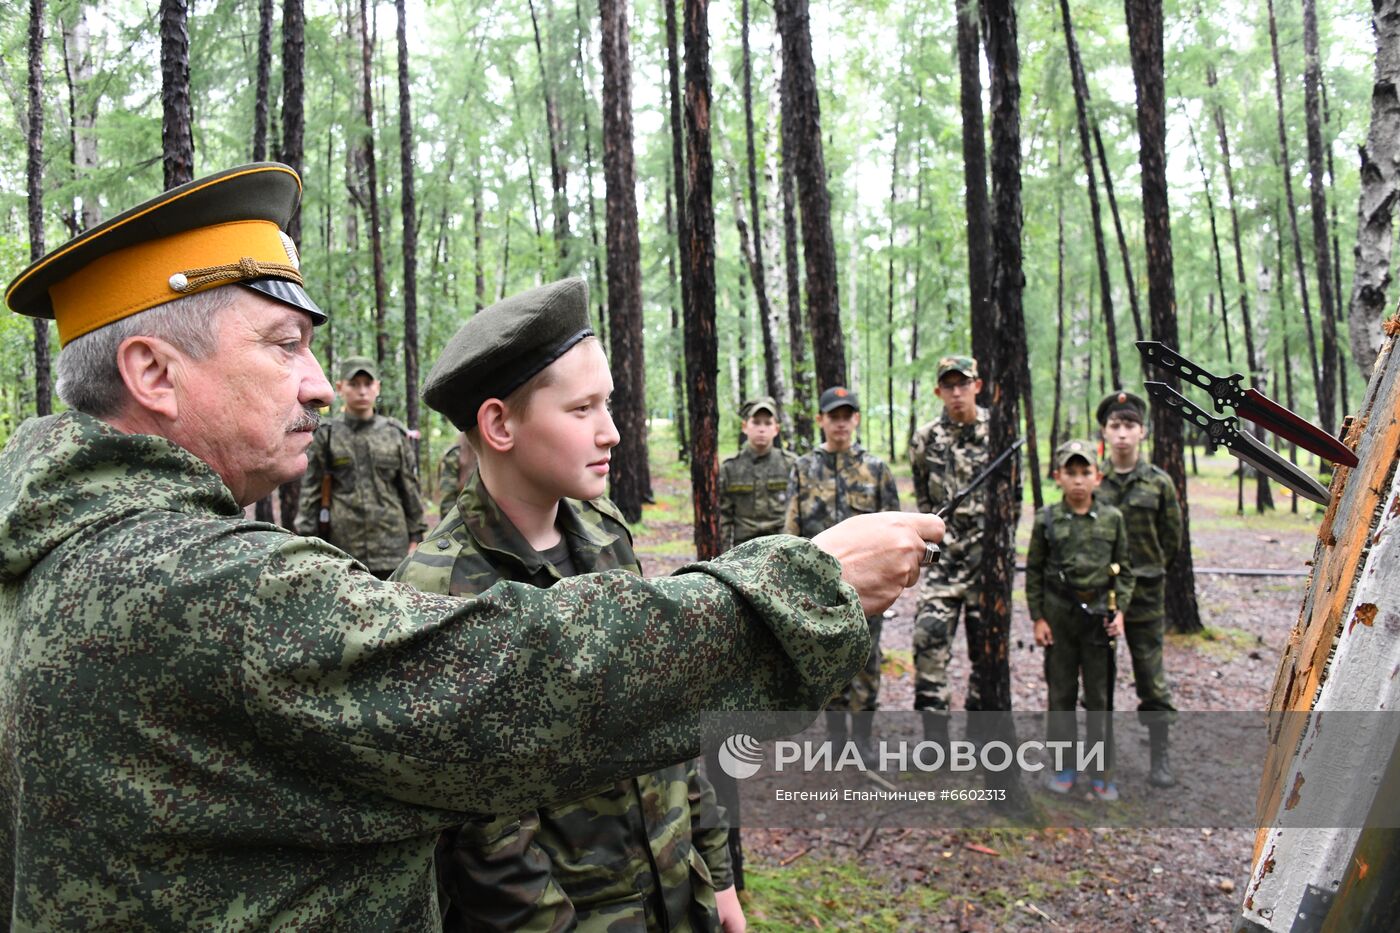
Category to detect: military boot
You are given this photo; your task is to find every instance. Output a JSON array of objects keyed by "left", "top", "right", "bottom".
[
  {"left": 1148, "top": 723, "right": 1176, "bottom": 788},
  {"left": 825, "top": 710, "right": 848, "bottom": 751},
  {"left": 852, "top": 714, "right": 877, "bottom": 766},
  {"left": 921, "top": 711, "right": 950, "bottom": 748}
]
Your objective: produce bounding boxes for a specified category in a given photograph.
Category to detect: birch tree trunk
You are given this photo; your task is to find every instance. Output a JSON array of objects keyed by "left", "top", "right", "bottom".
[{"left": 396, "top": 0, "right": 420, "bottom": 456}]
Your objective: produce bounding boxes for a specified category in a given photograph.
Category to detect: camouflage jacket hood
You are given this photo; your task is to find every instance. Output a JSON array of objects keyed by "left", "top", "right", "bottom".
[{"left": 0, "top": 411, "right": 240, "bottom": 582}]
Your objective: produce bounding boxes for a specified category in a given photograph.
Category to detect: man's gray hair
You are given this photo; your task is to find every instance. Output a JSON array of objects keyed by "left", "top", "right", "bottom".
[{"left": 55, "top": 285, "right": 240, "bottom": 417}]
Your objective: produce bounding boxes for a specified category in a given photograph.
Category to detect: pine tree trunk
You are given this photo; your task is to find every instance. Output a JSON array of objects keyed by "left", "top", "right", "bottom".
[
  {"left": 1206, "top": 64, "right": 1273, "bottom": 512},
  {"left": 1188, "top": 121, "right": 1234, "bottom": 366},
  {"left": 663, "top": 0, "right": 688, "bottom": 318},
  {"left": 276, "top": 0, "right": 306, "bottom": 530},
  {"left": 599, "top": 0, "right": 651, "bottom": 523},
  {"left": 159, "top": 0, "right": 194, "bottom": 189},
  {"left": 684, "top": 0, "right": 720, "bottom": 560},
  {"left": 529, "top": 0, "right": 571, "bottom": 267},
  {"left": 396, "top": 0, "right": 419, "bottom": 458},
  {"left": 1346, "top": 0, "right": 1400, "bottom": 376},
  {"left": 775, "top": 0, "right": 845, "bottom": 390},
  {"left": 1302, "top": 0, "right": 1340, "bottom": 436},
  {"left": 956, "top": 0, "right": 994, "bottom": 387},
  {"left": 1051, "top": 137, "right": 1066, "bottom": 461},
  {"left": 1267, "top": 0, "right": 1326, "bottom": 432},
  {"left": 253, "top": 0, "right": 274, "bottom": 161},
  {"left": 741, "top": 0, "right": 786, "bottom": 424},
  {"left": 907, "top": 117, "right": 925, "bottom": 448},
  {"left": 1059, "top": 0, "right": 1122, "bottom": 388},
  {"left": 575, "top": 0, "right": 608, "bottom": 341},
  {"left": 1126, "top": 0, "right": 1203, "bottom": 634},
  {"left": 665, "top": 177, "right": 689, "bottom": 461},
  {"left": 974, "top": 0, "right": 1025, "bottom": 715},
  {"left": 358, "top": 0, "right": 389, "bottom": 373},
  {"left": 780, "top": 51, "right": 813, "bottom": 448},
  {"left": 1092, "top": 123, "right": 1144, "bottom": 345},
  {"left": 27, "top": 0, "right": 51, "bottom": 417}
]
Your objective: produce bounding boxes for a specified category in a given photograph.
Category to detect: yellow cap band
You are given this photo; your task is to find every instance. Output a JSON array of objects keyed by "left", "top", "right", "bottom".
[{"left": 48, "top": 219, "right": 294, "bottom": 346}]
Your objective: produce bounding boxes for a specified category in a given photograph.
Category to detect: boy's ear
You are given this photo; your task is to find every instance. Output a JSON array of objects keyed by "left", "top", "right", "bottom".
[{"left": 476, "top": 398, "right": 514, "bottom": 453}]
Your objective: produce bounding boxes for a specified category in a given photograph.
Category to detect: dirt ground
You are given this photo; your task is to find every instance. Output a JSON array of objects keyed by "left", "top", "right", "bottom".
[{"left": 630, "top": 447, "right": 1322, "bottom": 931}]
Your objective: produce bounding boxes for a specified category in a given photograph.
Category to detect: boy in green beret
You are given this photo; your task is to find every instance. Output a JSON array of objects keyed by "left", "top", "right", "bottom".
[
  {"left": 394, "top": 278, "right": 743, "bottom": 932},
  {"left": 1026, "top": 440, "right": 1133, "bottom": 801},
  {"left": 719, "top": 396, "right": 797, "bottom": 552}
]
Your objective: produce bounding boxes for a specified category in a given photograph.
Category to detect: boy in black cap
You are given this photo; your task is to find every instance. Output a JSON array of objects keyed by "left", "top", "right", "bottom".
[
  {"left": 1026, "top": 440, "right": 1134, "bottom": 800},
  {"left": 395, "top": 278, "right": 743, "bottom": 932},
  {"left": 785, "top": 386, "right": 901, "bottom": 762}
]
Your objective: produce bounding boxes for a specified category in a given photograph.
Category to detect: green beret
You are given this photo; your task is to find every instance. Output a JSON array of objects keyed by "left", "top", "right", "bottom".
[
  {"left": 1053, "top": 438, "right": 1098, "bottom": 470},
  {"left": 1096, "top": 389, "right": 1147, "bottom": 426},
  {"left": 338, "top": 355, "right": 378, "bottom": 382},
  {"left": 422, "top": 277, "right": 595, "bottom": 431}
]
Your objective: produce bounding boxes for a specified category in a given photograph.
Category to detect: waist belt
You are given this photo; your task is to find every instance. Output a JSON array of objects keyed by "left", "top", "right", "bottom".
[{"left": 1048, "top": 580, "right": 1105, "bottom": 604}]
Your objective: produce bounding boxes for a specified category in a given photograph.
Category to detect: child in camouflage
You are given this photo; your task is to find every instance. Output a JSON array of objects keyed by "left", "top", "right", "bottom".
[
  {"left": 394, "top": 278, "right": 743, "bottom": 932},
  {"left": 1025, "top": 439, "right": 1134, "bottom": 801}
]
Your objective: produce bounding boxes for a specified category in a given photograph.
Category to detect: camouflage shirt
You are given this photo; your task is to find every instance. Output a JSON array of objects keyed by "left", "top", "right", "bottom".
[
  {"left": 394, "top": 471, "right": 731, "bottom": 931},
  {"left": 1094, "top": 458, "right": 1182, "bottom": 621},
  {"left": 1025, "top": 500, "right": 1135, "bottom": 620},
  {"left": 784, "top": 444, "right": 901, "bottom": 539},
  {"left": 294, "top": 411, "right": 428, "bottom": 572},
  {"left": 718, "top": 444, "right": 799, "bottom": 551},
  {"left": 438, "top": 444, "right": 465, "bottom": 521},
  {"left": 909, "top": 407, "right": 989, "bottom": 596},
  {"left": 0, "top": 412, "right": 868, "bottom": 930}
]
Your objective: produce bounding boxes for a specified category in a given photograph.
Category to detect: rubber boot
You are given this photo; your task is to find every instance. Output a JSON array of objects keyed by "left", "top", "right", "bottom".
[
  {"left": 853, "top": 714, "right": 877, "bottom": 766},
  {"left": 1148, "top": 723, "right": 1176, "bottom": 788},
  {"left": 825, "top": 710, "right": 848, "bottom": 751}
]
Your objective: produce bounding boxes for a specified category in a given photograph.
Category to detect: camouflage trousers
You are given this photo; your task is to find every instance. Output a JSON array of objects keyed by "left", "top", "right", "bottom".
[
  {"left": 912, "top": 589, "right": 984, "bottom": 715},
  {"left": 1043, "top": 602, "right": 1116, "bottom": 773},
  {"left": 830, "top": 614, "right": 883, "bottom": 712},
  {"left": 1124, "top": 616, "right": 1178, "bottom": 725}
]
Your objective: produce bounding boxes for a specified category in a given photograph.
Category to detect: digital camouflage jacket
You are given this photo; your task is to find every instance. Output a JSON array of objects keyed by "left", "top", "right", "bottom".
[
  {"left": 0, "top": 412, "right": 868, "bottom": 930},
  {"left": 394, "top": 470, "right": 731, "bottom": 932},
  {"left": 783, "top": 444, "right": 900, "bottom": 540},
  {"left": 718, "top": 444, "right": 798, "bottom": 551},
  {"left": 294, "top": 411, "right": 427, "bottom": 572},
  {"left": 908, "top": 407, "right": 989, "bottom": 597}
]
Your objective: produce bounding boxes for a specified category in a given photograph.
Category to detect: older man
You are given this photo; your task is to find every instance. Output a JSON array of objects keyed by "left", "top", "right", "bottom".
[{"left": 0, "top": 164, "right": 943, "bottom": 928}]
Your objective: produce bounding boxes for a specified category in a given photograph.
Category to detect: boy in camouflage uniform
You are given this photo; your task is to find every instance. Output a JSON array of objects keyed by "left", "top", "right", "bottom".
[
  {"left": 908, "top": 355, "right": 988, "bottom": 744},
  {"left": 719, "top": 396, "right": 797, "bottom": 551},
  {"left": 1094, "top": 390, "right": 1182, "bottom": 787},
  {"left": 785, "top": 386, "right": 901, "bottom": 761},
  {"left": 294, "top": 355, "right": 426, "bottom": 578},
  {"left": 1026, "top": 440, "right": 1134, "bottom": 801},
  {"left": 394, "top": 278, "right": 741, "bottom": 932},
  {"left": 436, "top": 431, "right": 477, "bottom": 521}
]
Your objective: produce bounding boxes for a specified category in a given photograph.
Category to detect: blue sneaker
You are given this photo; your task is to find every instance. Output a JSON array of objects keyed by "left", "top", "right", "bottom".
[
  {"left": 1091, "top": 778, "right": 1119, "bottom": 802},
  {"left": 1046, "top": 769, "right": 1075, "bottom": 794}
]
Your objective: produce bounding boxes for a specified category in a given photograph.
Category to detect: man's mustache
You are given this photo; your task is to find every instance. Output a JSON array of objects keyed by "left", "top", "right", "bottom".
[{"left": 288, "top": 406, "right": 322, "bottom": 433}]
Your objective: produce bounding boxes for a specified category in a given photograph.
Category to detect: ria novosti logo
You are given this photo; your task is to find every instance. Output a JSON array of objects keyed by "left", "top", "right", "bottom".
[{"left": 717, "top": 734, "right": 765, "bottom": 779}]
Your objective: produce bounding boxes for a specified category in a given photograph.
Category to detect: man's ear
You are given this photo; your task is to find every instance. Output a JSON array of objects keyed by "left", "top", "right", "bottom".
[
  {"left": 476, "top": 398, "right": 514, "bottom": 453},
  {"left": 115, "top": 335, "right": 180, "bottom": 421}
]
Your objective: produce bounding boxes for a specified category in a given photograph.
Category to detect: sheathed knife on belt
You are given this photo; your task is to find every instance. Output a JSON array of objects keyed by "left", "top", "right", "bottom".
[
  {"left": 1143, "top": 381, "right": 1331, "bottom": 505},
  {"left": 1137, "top": 341, "right": 1357, "bottom": 468}
]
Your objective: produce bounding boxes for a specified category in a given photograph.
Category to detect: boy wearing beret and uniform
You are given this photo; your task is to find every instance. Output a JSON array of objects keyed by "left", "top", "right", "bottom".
[
  {"left": 1094, "top": 389, "right": 1182, "bottom": 788},
  {"left": 294, "top": 355, "right": 426, "bottom": 578},
  {"left": 393, "top": 278, "right": 742, "bottom": 933},
  {"left": 785, "top": 387, "right": 901, "bottom": 761},
  {"left": 436, "top": 432, "right": 476, "bottom": 521},
  {"left": 1027, "top": 440, "right": 1134, "bottom": 801},
  {"left": 718, "top": 396, "right": 797, "bottom": 552}
]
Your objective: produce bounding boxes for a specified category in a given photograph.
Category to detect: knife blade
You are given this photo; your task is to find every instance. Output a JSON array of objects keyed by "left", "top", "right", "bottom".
[
  {"left": 1137, "top": 341, "right": 1358, "bottom": 468},
  {"left": 1144, "top": 381, "right": 1332, "bottom": 506}
]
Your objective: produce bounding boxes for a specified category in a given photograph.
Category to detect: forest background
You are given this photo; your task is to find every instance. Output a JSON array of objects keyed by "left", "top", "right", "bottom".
[{"left": 2, "top": 0, "right": 1395, "bottom": 634}]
